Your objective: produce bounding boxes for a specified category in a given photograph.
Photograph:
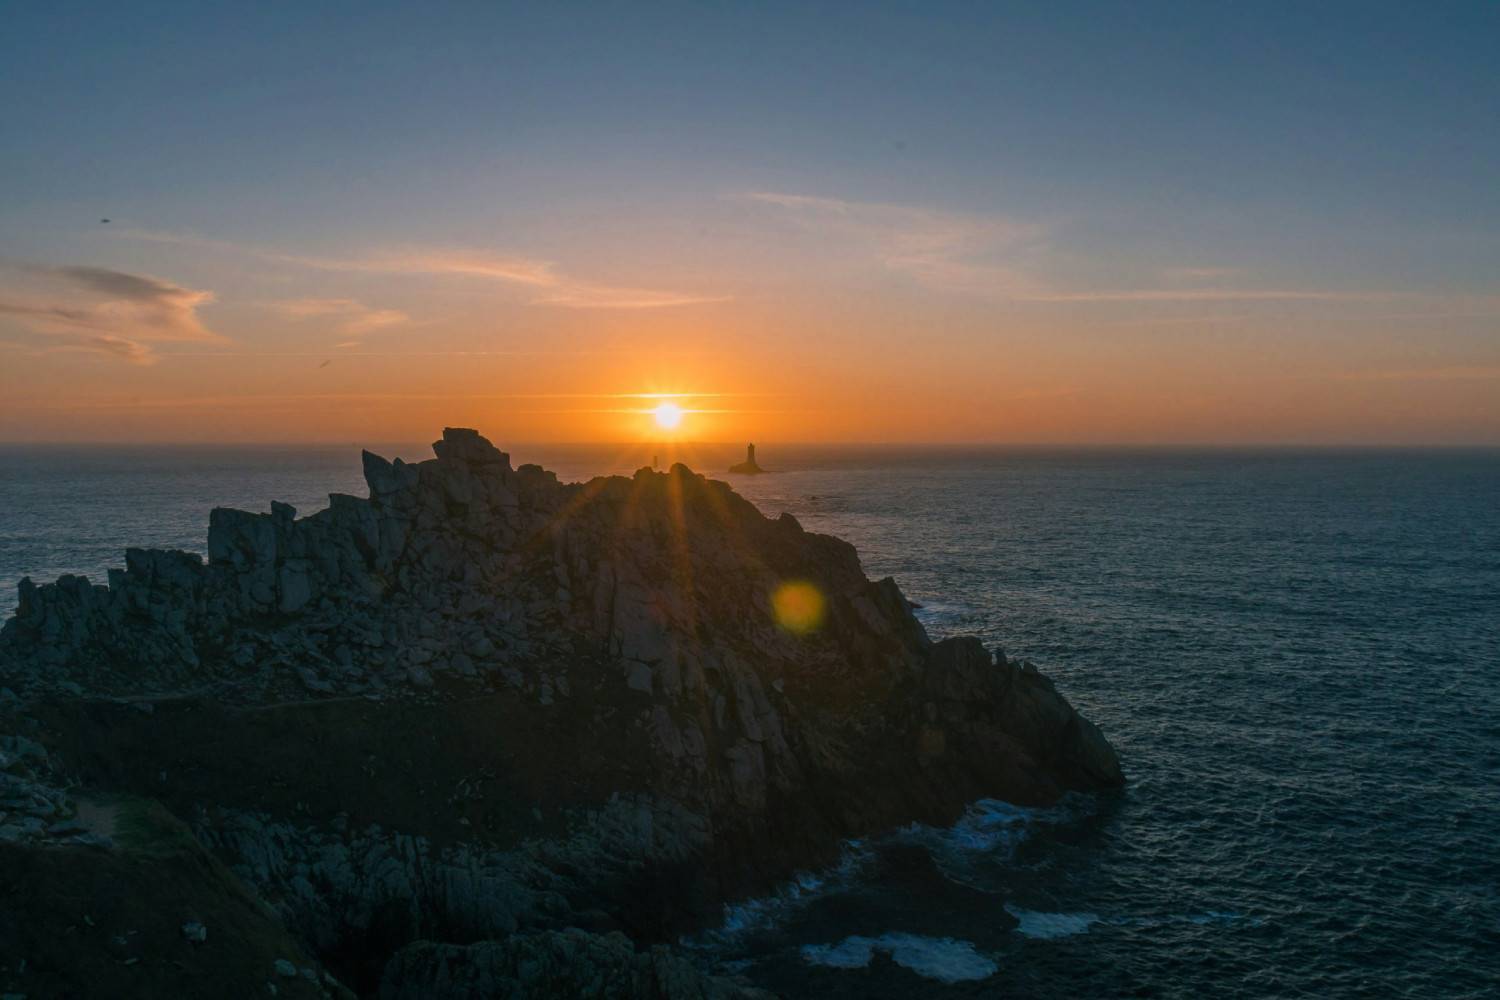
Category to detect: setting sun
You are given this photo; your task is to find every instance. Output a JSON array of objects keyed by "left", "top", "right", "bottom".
[{"left": 653, "top": 401, "right": 684, "bottom": 430}]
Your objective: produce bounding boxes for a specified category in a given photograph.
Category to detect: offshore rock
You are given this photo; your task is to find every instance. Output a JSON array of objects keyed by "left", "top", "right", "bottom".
[
  {"left": 728, "top": 442, "right": 765, "bottom": 475},
  {"left": 0, "top": 427, "right": 1122, "bottom": 998}
]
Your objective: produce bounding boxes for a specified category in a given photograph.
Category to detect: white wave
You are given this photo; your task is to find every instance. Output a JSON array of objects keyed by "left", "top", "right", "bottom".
[
  {"left": 688, "top": 794, "right": 1101, "bottom": 948},
  {"left": 686, "top": 840, "right": 874, "bottom": 946},
  {"left": 893, "top": 796, "right": 1095, "bottom": 894},
  {"left": 1005, "top": 906, "right": 1258, "bottom": 938},
  {"left": 911, "top": 601, "right": 972, "bottom": 628},
  {"left": 801, "top": 932, "right": 999, "bottom": 982},
  {"left": 801, "top": 936, "right": 876, "bottom": 970},
  {"left": 1005, "top": 904, "right": 1101, "bottom": 939},
  {"left": 895, "top": 798, "right": 1039, "bottom": 862},
  {"left": 903, "top": 794, "right": 1094, "bottom": 857},
  {"left": 945, "top": 797, "right": 1049, "bottom": 852}
]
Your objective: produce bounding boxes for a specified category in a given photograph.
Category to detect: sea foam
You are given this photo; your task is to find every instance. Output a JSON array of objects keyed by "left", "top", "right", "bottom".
[
  {"left": 1005, "top": 905, "right": 1101, "bottom": 939},
  {"left": 800, "top": 933, "right": 999, "bottom": 982},
  {"left": 687, "top": 839, "right": 874, "bottom": 946}
]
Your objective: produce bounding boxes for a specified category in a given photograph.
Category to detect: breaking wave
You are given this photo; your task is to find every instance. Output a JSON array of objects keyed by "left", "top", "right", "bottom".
[{"left": 687, "top": 839, "right": 875, "bottom": 946}]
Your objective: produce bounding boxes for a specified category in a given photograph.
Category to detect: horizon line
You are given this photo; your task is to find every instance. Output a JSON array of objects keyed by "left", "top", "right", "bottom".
[{"left": 1, "top": 438, "right": 1496, "bottom": 451}]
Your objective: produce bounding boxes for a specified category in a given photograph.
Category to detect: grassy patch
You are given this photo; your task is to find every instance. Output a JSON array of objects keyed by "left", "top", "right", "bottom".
[{"left": 110, "top": 794, "right": 202, "bottom": 859}]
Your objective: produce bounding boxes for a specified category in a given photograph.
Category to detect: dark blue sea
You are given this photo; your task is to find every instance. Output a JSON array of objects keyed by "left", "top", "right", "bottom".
[{"left": 2, "top": 443, "right": 1498, "bottom": 998}]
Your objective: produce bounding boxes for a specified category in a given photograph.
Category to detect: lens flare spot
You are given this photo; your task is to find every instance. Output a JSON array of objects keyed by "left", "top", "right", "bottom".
[{"left": 772, "top": 580, "right": 826, "bottom": 635}]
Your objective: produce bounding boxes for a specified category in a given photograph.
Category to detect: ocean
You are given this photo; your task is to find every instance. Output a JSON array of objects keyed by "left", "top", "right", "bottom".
[{"left": 2, "top": 443, "right": 1497, "bottom": 998}]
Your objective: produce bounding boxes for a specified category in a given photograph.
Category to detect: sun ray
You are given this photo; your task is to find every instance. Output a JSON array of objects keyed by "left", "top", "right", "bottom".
[{"left": 664, "top": 464, "right": 700, "bottom": 640}]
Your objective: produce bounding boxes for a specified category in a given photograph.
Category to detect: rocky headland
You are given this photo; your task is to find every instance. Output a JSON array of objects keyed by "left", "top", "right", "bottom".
[{"left": 0, "top": 428, "right": 1122, "bottom": 998}]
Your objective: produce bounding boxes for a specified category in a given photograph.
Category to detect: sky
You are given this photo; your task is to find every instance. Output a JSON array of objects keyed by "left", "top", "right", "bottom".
[{"left": 2, "top": 1, "right": 1498, "bottom": 445}]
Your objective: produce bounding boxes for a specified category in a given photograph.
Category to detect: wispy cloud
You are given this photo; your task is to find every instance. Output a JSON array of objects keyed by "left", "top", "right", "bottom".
[
  {"left": 1326, "top": 365, "right": 1500, "bottom": 382},
  {"left": 1161, "top": 266, "right": 1245, "bottom": 283},
  {"left": 0, "top": 263, "right": 222, "bottom": 363},
  {"left": 273, "top": 248, "right": 558, "bottom": 286},
  {"left": 1, "top": 333, "right": 159, "bottom": 365},
  {"left": 1015, "top": 290, "right": 1500, "bottom": 310},
  {"left": 289, "top": 249, "right": 729, "bottom": 309},
  {"left": 65, "top": 335, "right": 157, "bottom": 365},
  {"left": 271, "top": 297, "right": 409, "bottom": 336},
  {"left": 530, "top": 282, "right": 732, "bottom": 310},
  {"left": 1014, "top": 288, "right": 1397, "bottom": 303},
  {"left": 115, "top": 229, "right": 726, "bottom": 310},
  {"left": 742, "top": 193, "right": 1482, "bottom": 309},
  {"left": 742, "top": 191, "right": 1048, "bottom": 295}
]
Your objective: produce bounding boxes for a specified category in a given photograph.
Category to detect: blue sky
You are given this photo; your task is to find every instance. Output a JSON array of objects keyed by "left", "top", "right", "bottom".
[{"left": 2, "top": 2, "right": 1498, "bottom": 442}]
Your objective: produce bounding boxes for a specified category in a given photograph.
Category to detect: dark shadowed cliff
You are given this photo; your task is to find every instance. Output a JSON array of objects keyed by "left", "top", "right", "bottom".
[{"left": 0, "top": 428, "right": 1121, "bottom": 998}]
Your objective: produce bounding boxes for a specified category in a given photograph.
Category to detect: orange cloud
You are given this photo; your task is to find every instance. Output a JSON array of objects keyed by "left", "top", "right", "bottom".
[
  {"left": 271, "top": 297, "right": 409, "bottom": 336},
  {"left": 0, "top": 263, "right": 222, "bottom": 363}
]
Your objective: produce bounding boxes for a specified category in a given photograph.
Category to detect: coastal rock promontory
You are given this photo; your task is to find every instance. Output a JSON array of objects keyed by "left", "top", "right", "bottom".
[{"left": 0, "top": 427, "right": 1121, "bottom": 997}]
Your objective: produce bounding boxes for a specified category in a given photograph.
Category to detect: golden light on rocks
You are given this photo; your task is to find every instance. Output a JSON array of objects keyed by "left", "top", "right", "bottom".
[{"left": 772, "top": 580, "right": 826, "bottom": 635}]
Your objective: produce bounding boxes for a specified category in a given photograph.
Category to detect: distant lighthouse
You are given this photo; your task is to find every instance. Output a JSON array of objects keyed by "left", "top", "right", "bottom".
[{"left": 729, "top": 442, "right": 765, "bottom": 474}]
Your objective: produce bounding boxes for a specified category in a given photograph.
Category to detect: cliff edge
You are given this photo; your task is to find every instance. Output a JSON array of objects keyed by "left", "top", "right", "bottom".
[{"left": 0, "top": 427, "right": 1121, "bottom": 997}]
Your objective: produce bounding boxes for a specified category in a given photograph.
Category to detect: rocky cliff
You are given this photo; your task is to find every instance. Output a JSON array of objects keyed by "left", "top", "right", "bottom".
[{"left": 0, "top": 428, "right": 1121, "bottom": 998}]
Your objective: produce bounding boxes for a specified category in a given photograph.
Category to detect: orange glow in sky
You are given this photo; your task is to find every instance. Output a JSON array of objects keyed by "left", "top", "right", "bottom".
[{"left": 1, "top": 217, "right": 1496, "bottom": 446}]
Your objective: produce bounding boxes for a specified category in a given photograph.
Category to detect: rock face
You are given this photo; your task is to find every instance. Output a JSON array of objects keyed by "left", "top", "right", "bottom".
[
  {"left": 0, "top": 428, "right": 1122, "bottom": 997},
  {"left": 379, "top": 930, "right": 773, "bottom": 1000}
]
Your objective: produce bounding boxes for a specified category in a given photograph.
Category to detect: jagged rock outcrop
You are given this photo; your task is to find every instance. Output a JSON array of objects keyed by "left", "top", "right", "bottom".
[{"left": 0, "top": 427, "right": 1121, "bottom": 997}]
